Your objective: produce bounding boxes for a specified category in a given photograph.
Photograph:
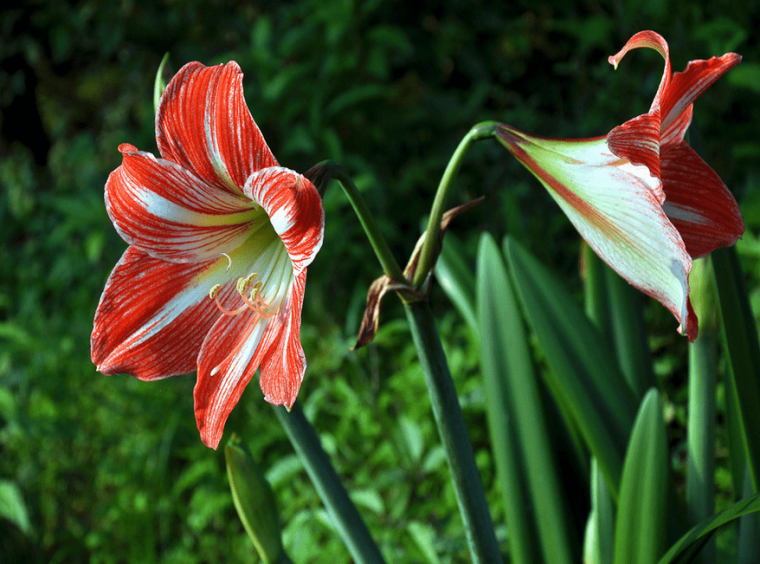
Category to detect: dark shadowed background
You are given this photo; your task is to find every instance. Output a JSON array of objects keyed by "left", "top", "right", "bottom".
[{"left": 2, "top": 1, "right": 759, "bottom": 562}]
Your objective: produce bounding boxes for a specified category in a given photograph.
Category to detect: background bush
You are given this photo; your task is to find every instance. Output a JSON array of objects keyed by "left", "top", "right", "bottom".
[{"left": 1, "top": 1, "right": 759, "bottom": 562}]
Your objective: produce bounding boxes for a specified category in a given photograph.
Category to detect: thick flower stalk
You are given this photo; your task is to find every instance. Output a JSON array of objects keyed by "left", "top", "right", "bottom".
[
  {"left": 91, "top": 62, "right": 325, "bottom": 449},
  {"left": 497, "top": 31, "right": 743, "bottom": 340}
]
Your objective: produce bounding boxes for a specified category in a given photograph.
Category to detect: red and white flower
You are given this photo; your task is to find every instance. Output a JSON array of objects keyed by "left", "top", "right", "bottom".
[
  {"left": 91, "top": 62, "right": 324, "bottom": 449},
  {"left": 497, "top": 31, "right": 743, "bottom": 340}
]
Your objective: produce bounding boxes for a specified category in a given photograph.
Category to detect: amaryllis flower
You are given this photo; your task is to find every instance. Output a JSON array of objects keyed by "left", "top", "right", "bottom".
[
  {"left": 91, "top": 61, "right": 324, "bottom": 449},
  {"left": 497, "top": 31, "right": 743, "bottom": 340}
]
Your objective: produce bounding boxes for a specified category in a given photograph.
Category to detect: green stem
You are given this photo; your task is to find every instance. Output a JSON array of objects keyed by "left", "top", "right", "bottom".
[
  {"left": 412, "top": 121, "right": 499, "bottom": 289},
  {"left": 274, "top": 402, "right": 387, "bottom": 564},
  {"left": 404, "top": 301, "right": 503, "bottom": 563},
  {"left": 325, "top": 163, "right": 406, "bottom": 282}
]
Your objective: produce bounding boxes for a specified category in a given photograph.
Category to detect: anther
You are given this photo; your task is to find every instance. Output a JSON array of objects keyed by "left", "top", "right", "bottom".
[{"left": 209, "top": 273, "right": 279, "bottom": 319}]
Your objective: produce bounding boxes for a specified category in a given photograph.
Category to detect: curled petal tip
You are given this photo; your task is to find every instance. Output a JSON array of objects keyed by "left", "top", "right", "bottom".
[{"left": 118, "top": 143, "right": 138, "bottom": 154}]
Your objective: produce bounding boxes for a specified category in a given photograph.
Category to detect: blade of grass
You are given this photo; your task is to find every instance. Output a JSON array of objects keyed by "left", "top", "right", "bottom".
[
  {"left": 477, "top": 233, "right": 575, "bottom": 564},
  {"left": 613, "top": 389, "right": 668, "bottom": 564}
]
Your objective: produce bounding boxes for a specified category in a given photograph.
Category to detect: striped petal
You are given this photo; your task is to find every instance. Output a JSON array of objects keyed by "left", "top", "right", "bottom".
[
  {"left": 91, "top": 247, "right": 253, "bottom": 380},
  {"left": 498, "top": 125, "right": 697, "bottom": 339},
  {"left": 194, "top": 305, "right": 268, "bottom": 449},
  {"left": 106, "top": 143, "right": 263, "bottom": 262},
  {"left": 244, "top": 167, "right": 325, "bottom": 275},
  {"left": 608, "top": 30, "right": 671, "bottom": 112},
  {"left": 608, "top": 31, "right": 741, "bottom": 139},
  {"left": 659, "top": 53, "right": 742, "bottom": 135},
  {"left": 607, "top": 109, "right": 663, "bottom": 187},
  {"left": 156, "top": 61, "right": 278, "bottom": 194},
  {"left": 258, "top": 271, "right": 308, "bottom": 407},
  {"left": 193, "top": 270, "right": 305, "bottom": 450},
  {"left": 661, "top": 143, "right": 744, "bottom": 258}
]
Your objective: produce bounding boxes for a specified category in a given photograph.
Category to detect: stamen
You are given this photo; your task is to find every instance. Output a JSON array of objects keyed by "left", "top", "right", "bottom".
[{"left": 209, "top": 274, "right": 280, "bottom": 319}]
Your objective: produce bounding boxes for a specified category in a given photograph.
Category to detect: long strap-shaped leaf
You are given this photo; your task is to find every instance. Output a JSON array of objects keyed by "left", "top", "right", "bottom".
[
  {"left": 436, "top": 233, "right": 478, "bottom": 336},
  {"left": 613, "top": 389, "right": 668, "bottom": 564},
  {"left": 477, "top": 233, "right": 575, "bottom": 564},
  {"left": 505, "top": 237, "right": 637, "bottom": 497},
  {"left": 657, "top": 492, "right": 760, "bottom": 564},
  {"left": 712, "top": 246, "right": 760, "bottom": 490}
]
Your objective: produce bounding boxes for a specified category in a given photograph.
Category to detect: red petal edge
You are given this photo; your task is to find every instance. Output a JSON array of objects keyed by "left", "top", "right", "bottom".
[
  {"left": 244, "top": 167, "right": 325, "bottom": 275},
  {"left": 92, "top": 247, "right": 222, "bottom": 380}
]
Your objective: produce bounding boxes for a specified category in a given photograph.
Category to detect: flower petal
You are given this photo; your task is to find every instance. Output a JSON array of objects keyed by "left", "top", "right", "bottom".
[
  {"left": 608, "top": 30, "right": 671, "bottom": 112},
  {"left": 607, "top": 108, "right": 663, "bottom": 184},
  {"left": 106, "top": 143, "right": 264, "bottom": 262},
  {"left": 660, "top": 104, "right": 693, "bottom": 147},
  {"left": 498, "top": 125, "right": 697, "bottom": 339},
  {"left": 194, "top": 304, "right": 268, "bottom": 449},
  {"left": 193, "top": 271, "right": 306, "bottom": 449},
  {"left": 661, "top": 142, "right": 744, "bottom": 258},
  {"left": 659, "top": 52, "right": 742, "bottom": 135},
  {"left": 244, "top": 167, "right": 325, "bottom": 274},
  {"left": 92, "top": 247, "right": 240, "bottom": 380},
  {"left": 258, "top": 271, "right": 307, "bottom": 407},
  {"left": 156, "top": 61, "right": 277, "bottom": 193}
]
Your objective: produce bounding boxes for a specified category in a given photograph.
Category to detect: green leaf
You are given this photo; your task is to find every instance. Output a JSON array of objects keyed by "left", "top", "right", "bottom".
[
  {"left": 153, "top": 52, "right": 170, "bottom": 115},
  {"left": 712, "top": 246, "right": 760, "bottom": 489},
  {"left": 436, "top": 233, "right": 478, "bottom": 336},
  {"left": 604, "top": 267, "right": 656, "bottom": 401},
  {"left": 657, "top": 493, "right": 760, "bottom": 564},
  {"left": 737, "top": 468, "right": 760, "bottom": 564},
  {"left": 505, "top": 237, "right": 637, "bottom": 497},
  {"left": 686, "top": 259, "right": 718, "bottom": 562},
  {"left": 476, "top": 233, "right": 554, "bottom": 564},
  {"left": 406, "top": 521, "right": 441, "bottom": 564},
  {"left": 225, "top": 436, "right": 284, "bottom": 564},
  {"left": 613, "top": 389, "right": 668, "bottom": 564},
  {"left": 0, "top": 480, "right": 32, "bottom": 536},
  {"left": 584, "top": 461, "right": 615, "bottom": 564},
  {"left": 582, "top": 245, "right": 654, "bottom": 402}
]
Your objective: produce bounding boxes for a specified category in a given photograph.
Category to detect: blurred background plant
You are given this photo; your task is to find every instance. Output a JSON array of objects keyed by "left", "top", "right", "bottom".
[{"left": 1, "top": 1, "right": 758, "bottom": 562}]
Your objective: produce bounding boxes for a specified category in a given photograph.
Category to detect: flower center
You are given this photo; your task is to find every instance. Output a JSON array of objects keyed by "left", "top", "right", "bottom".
[{"left": 208, "top": 272, "right": 278, "bottom": 319}]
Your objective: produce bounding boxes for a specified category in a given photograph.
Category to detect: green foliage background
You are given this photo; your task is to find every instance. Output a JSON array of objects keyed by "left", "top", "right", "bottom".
[{"left": 1, "top": 1, "right": 759, "bottom": 562}]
